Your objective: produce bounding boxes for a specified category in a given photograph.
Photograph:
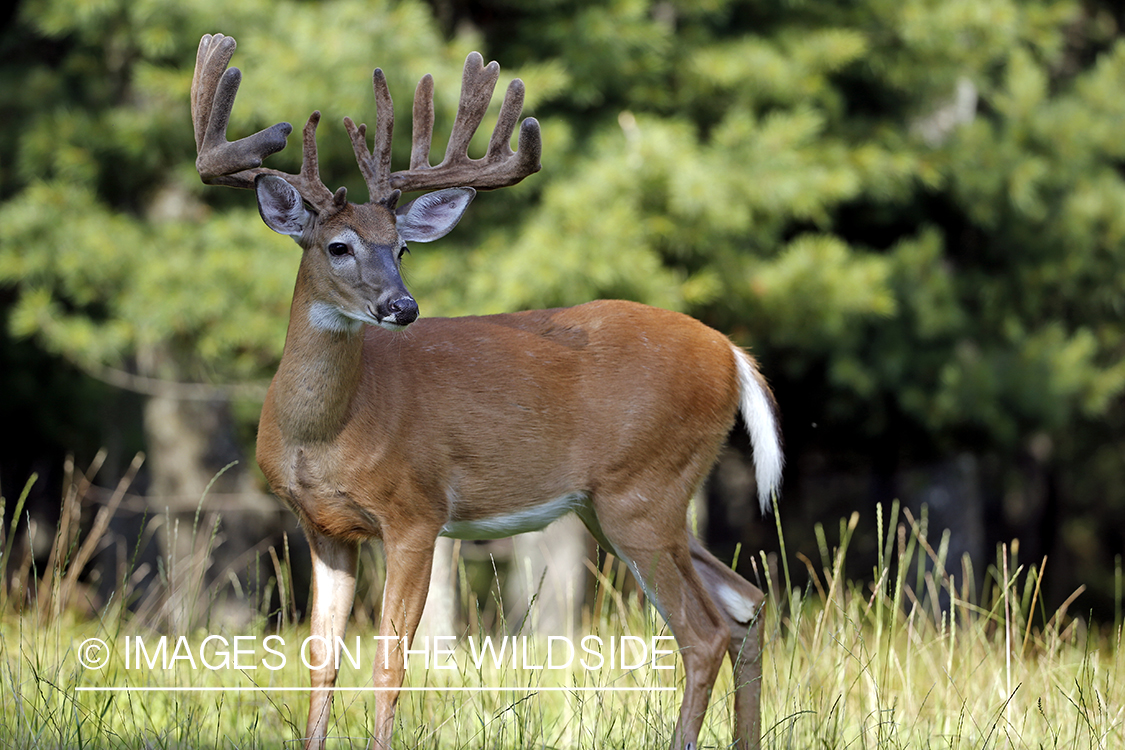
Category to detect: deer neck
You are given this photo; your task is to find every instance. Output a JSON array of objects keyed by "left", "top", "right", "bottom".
[{"left": 269, "top": 264, "right": 366, "bottom": 445}]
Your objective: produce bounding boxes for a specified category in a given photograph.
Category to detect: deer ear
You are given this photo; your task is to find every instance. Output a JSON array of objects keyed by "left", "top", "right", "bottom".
[
  {"left": 396, "top": 188, "right": 476, "bottom": 242},
  {"left": 256, "top": 174, "right": 313, "bottom": 238}
]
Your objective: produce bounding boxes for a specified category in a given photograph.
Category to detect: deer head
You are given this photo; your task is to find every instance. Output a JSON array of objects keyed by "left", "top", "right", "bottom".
[{"left": 190, "top": 33, "right": 541, "bottom": 332}]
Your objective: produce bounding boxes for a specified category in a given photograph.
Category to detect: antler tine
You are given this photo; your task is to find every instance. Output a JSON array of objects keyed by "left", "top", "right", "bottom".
[
  {"left": 191, "top": 33, "right": 342, "bottom": 212},
  {"left": 490, "top": 79, "right": 543, "bottom": 180},
  {"left": 294, "top": 112, "right": 346, "bottom": 210},
  {"left": 191, "top": 33, "right": 232, "bottom": 153},
  {"left": 487, "top": 78, "right": 525, "bottom": 160},
  {"left": 387, "top": 52, "right": 542, "bottom": 194},
  {"left": 443, "top": 52, "right": 501, "bottom": 165},
  {"left": 410, "top": 74, "right": 435, "bottom": 171},
  {"left": 344, "top": 68, "right": 396, "bottom": 202}
]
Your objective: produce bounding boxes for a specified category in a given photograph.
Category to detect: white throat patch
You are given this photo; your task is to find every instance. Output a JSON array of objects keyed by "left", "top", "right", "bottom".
[{"left": 308, "top": 301, "right": 363, "bottom": 334}]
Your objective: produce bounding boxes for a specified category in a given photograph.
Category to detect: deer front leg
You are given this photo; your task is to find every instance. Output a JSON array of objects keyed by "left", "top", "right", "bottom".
[
  {"left": 304, "top": 532, "right": 359, "bottom": 750},
  {"left": 371, "top": 530, "right": 438, "bottom": 749}
]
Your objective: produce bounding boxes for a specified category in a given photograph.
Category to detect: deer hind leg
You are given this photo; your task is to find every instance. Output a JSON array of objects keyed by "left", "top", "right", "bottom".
[
  {"left": 587, "top": 500, "right": 731, "bottom": 750},
  {"left": 689, "top": 536, "right": 765, "bottom": 750},
  {"left": 304, "top": 531, "right": 359, "bottom": 750}
]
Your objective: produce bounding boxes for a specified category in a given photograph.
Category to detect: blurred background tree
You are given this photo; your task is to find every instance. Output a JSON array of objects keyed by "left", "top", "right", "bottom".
[{"left": 2, "top": 0, "right": 1124, "bottom": 617}]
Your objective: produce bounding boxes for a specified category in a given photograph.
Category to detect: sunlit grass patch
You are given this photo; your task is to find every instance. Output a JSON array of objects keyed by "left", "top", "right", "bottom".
[{"left": 758, "top": 505, "right": 1124, "bottom": 749}]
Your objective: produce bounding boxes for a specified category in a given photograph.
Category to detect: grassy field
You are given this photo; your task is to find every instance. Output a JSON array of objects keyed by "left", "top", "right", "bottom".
[{"left": 1, "top": 467, "right": 1122, "bottom": 749}]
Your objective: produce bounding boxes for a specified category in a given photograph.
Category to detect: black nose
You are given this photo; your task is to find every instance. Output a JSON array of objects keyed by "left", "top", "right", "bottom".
[{"left": 386, "top": 295, "right": 418, "bottom": 326}]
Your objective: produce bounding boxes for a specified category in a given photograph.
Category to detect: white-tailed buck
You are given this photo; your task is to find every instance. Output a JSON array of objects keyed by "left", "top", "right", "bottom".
[{"left": 191, "top": 32, "right": 783, "bottom": 750}]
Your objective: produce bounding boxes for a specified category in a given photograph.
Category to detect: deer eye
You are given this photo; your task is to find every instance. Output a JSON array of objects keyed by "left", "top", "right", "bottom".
[
  {"left": 327, "top": 242, "right": 350, "bottom": 257},
  {"left": 398, "top": 244, "right": 409, "bottom": 260}
]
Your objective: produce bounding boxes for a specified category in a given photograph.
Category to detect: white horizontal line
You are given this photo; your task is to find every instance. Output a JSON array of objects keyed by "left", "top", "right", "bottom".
[{"left": 76, "top": 686, "right": 675, "bottom": 693}]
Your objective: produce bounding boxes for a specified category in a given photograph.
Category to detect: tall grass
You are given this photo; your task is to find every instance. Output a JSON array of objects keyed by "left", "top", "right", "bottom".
[
  {"left": 758, "top": 504, "right": 1122, "bottom": 748},
  {"left": 0, "top": 461, "right": 1121, "bottom": 748}
]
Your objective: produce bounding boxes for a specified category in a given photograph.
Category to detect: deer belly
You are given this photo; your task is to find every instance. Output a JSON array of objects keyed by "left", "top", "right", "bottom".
[{"left": 439, "top": 492, "right": 586, "bottom": 540}]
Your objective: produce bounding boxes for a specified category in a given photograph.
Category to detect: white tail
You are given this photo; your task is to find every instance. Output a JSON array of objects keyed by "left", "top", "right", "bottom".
[
  {"left": 191, "top": 33, "right": 781, "bottom": 750},
  {"left": 733, "top": 346, "right": 784, "bottom": 514}
]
